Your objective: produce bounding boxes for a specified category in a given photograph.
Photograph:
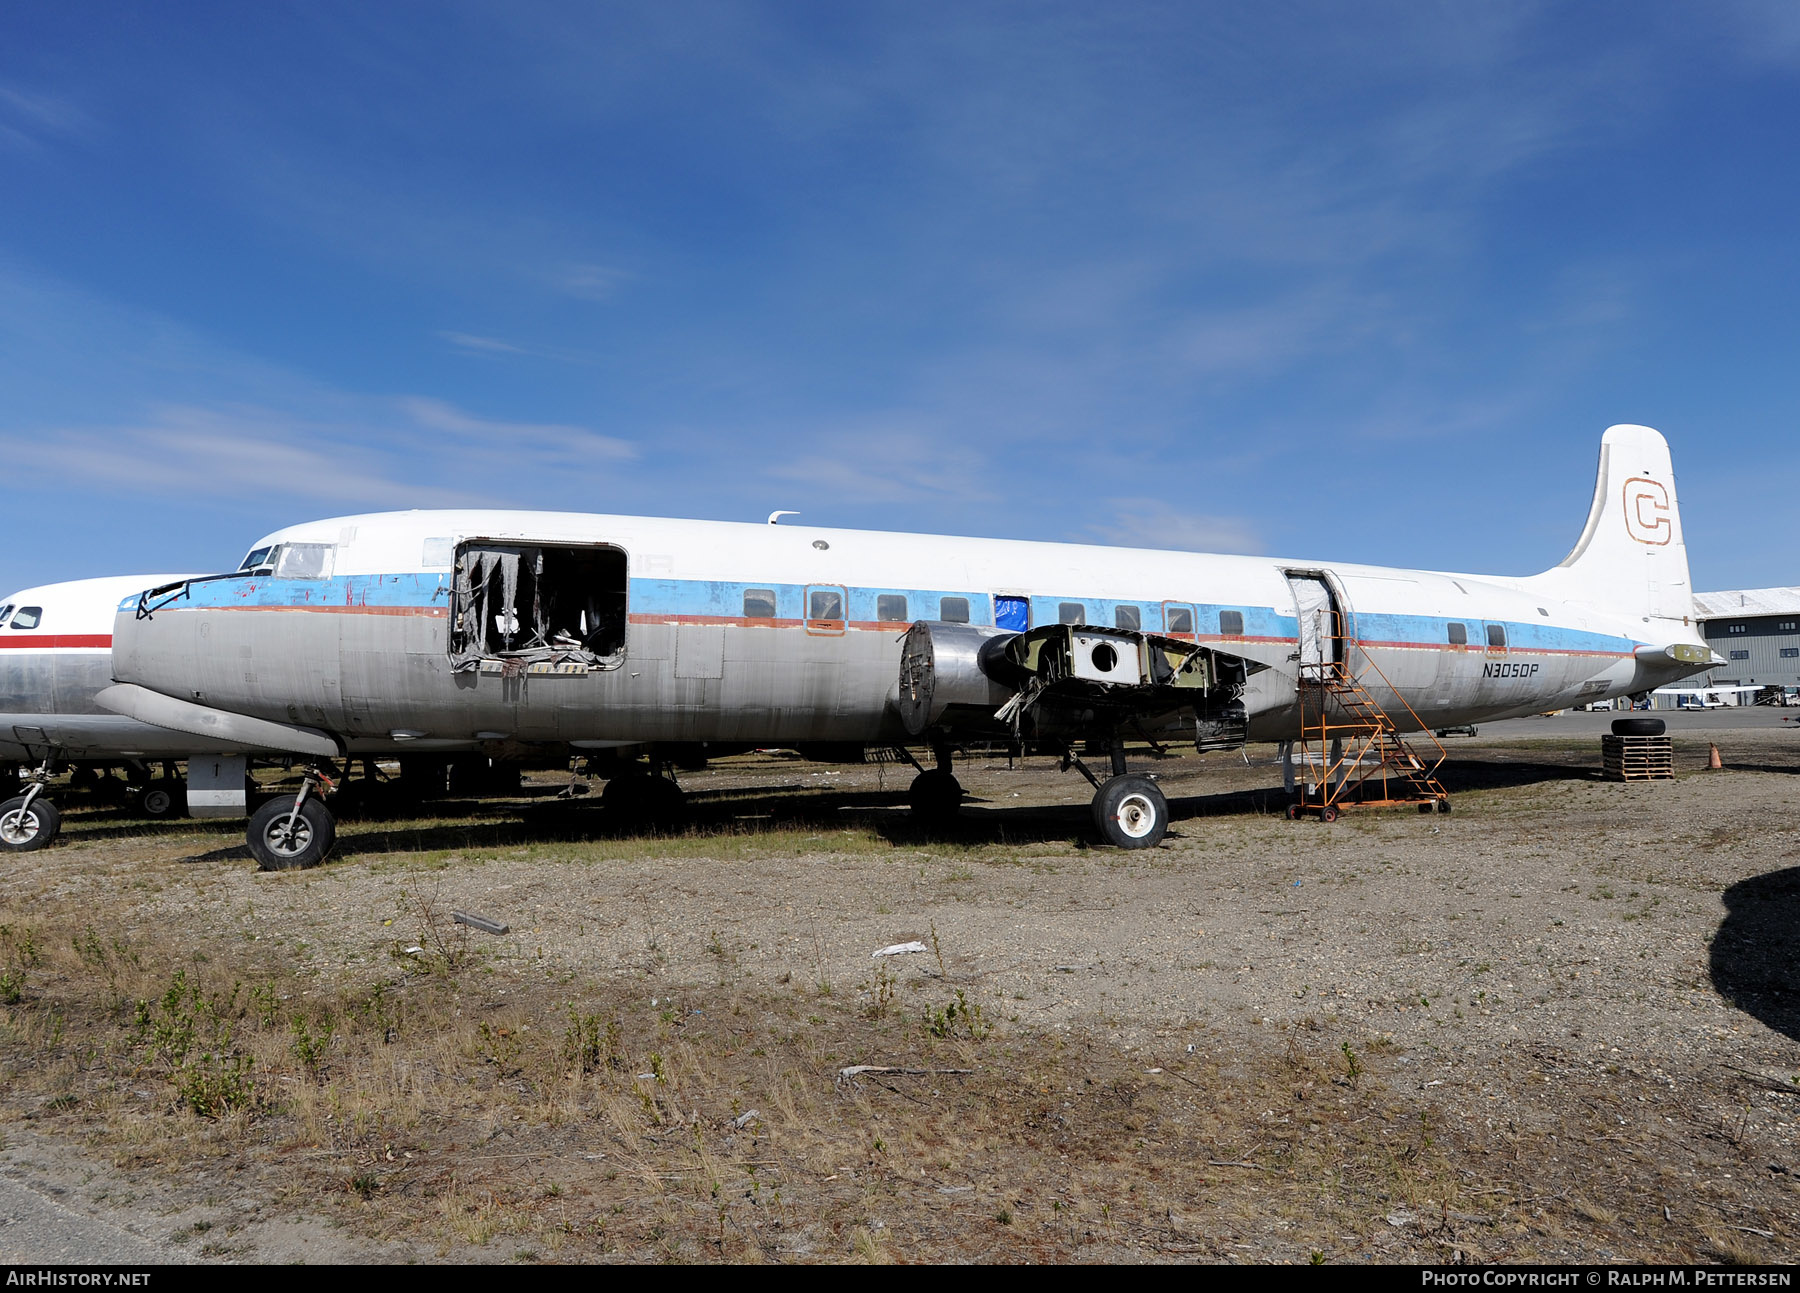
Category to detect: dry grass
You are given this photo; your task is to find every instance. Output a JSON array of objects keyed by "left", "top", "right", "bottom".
[{"left": 4, "top": 900, "right": 1786, "bottom": 1264}]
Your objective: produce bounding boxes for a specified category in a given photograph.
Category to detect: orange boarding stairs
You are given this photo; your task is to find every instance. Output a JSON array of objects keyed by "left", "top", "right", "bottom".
[{"left": 1287, "top": 636, "right": 1451, "bottom": 822}]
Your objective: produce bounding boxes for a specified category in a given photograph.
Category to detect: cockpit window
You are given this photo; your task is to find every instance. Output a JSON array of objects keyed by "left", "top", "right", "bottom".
[
  {"left": 273, "top": 543, "right": 335, "bottom": 580},
  {"left": 11, "top": 607, "right": 42, "bottom": 630},
  {"left": 239, "top": 546, "right": 275, "bottom": 572},
  {"left": 0, "top": 604, "right": 12, "bottom": 627}
]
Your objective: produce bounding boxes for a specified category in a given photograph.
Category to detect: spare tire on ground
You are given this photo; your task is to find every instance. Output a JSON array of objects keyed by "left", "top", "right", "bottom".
[{"left": 1612, "top": 717, "right": 1666, "bottom": 736}]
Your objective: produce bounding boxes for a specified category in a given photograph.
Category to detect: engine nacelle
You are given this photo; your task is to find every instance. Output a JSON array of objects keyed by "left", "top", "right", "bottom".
[{"left": 895, "top": 621, "right": 1018, "bottom": 737}]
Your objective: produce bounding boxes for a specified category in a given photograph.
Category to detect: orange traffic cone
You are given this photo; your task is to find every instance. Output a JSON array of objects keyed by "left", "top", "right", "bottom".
[{"left": 1707, "top": 743, "right": 1723, "bottom": 770}]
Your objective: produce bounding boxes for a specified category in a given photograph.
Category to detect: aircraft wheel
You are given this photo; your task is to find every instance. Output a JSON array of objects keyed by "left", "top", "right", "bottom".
[
  {"left": 247, "top": 797, "right": 335, "bottom": 871},
  {"left": 0, "top": 796, "right": 61, "bottom": 851},
  {"left": 602, "top": 772, "right": 688, "bottom": 828},
  {"left": 1611, "top": 717, "right": 1665, "bottom": 736},
  {"left": 1092, "top": 775, "right": 1167, "bottom": 849},
  {"left": 907, "top": 770, "right": 963, "bottom": 826},
  {"left": 136, "top": 780, "right": 186, "bottom": 819}
]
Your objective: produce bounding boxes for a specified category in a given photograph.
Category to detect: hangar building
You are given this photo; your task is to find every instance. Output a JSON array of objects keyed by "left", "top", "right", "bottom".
[{"left": 1693, "top": 587, "right": 1800, "bottom": 694}]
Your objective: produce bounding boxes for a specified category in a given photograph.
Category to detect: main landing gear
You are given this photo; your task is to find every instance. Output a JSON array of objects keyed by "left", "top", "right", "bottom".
[
  {"left": 1067, "top": 741, "right": 1168, "bottom": 850},
  {"left": 895, "top": 745, "right": 964, "bottom": 829},
  {"left": 601, "top": 764, "right": 688, "bottom": 829},
  {"left": 0, "top": 761, "right": 61, "bottom": 853},
  {"left": 897, "top": 740, "right": 1168, "bottom": 849}
]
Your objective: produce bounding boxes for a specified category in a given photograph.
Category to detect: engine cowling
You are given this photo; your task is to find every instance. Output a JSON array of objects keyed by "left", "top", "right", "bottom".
[{"left": 895, "top": 621, "right": 1018, "bottom": 737}]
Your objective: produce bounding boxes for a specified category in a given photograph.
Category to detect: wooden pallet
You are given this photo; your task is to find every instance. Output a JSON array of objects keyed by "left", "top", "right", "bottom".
[{"left": 1602, "top": 734, "right": 1674, "bottom": 781}]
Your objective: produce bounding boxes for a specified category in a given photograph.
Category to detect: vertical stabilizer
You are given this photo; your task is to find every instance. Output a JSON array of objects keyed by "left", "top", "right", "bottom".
[{"left": 1525, "top": 425, "right": 1694, "bottom": 625}]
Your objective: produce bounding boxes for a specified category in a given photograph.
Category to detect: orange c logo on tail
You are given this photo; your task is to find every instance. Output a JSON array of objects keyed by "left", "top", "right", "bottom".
[{"left": 1622, "top": 477, "right": 1671, "bottom": 545}]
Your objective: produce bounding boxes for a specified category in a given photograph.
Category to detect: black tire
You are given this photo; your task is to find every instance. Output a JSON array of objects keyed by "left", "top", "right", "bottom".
[
  {"left": 1612, "top": 717, "right": 1665, "bottom": 736},
  {"left": 1435, "top": 798, "right": 1452, "bottom": 814},
  {"left": 1319, "top": 804, "right": 1340, "bottom": 824},
  {"left": 1285, "top": 801, "right": 1302, "bottom": 821},
  {"left": 0, "top": 796, "right": 61, "bottom": 851},
  {"left": 907, "top": 770, "right": 963, "bottom": 826},
  {"left": 602, "top": 772, "right": 688, "bottom": 828},
  {"left": 246, "top": 797, "right": 335, "bottom": 871},
  {"left": 1092, "top": 775, "right": 1167, "bottom": 849},
  {"left": 136, "top": 779, "right": 186, "bottom": 820}
]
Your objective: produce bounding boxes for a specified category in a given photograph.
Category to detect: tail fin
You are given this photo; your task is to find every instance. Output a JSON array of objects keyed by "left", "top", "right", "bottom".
[{"left": 1525, "top": 424, "right": 1694, "bottom": 625}]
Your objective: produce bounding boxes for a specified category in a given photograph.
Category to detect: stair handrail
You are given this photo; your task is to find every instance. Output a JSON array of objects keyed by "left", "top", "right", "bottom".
[{"left": 1345, "top": 643, "right": 1448, "bottom": 771}]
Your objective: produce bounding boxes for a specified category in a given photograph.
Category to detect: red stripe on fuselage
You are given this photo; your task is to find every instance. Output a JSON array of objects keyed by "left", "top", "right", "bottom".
[{"left": 0, "top": 634, "right": 111, "bottom": 649}]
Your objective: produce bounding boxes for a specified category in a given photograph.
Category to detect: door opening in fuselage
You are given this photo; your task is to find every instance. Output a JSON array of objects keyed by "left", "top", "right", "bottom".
[{"left": 448, "top": 541, "right": 628, "bottom": 672}]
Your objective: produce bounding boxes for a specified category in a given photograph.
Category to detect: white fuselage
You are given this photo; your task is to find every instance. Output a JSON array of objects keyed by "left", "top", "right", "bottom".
[{"left": 106, "top": 509, "right": 1709, "bottom": 752}]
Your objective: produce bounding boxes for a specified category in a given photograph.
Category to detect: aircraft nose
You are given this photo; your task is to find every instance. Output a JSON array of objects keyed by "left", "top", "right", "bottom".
[{"left": 111, "top": 594, "right": 203, "bottom": 699}]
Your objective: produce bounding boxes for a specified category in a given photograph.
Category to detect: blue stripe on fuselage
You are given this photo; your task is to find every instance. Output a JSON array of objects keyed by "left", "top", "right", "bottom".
[{"left": 126, "top": 573, "right": 1642, "bottom": 656}]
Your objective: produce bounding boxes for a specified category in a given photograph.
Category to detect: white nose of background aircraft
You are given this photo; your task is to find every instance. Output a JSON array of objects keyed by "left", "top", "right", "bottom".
[{"left": 77, "top": 422, "right": 1715, "bottom": 871}]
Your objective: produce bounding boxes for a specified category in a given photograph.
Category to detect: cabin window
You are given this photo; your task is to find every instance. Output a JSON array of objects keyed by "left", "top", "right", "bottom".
[
  {"left": 743, "top": 589, "right": 776, "bottom": 619},
  {"left": 1447, "top": 622, "right": 1467, "bottom": 646},
  {"left": 877, "top": 594, "right": 908, "bottom": 622},
  {"left": 1058, "top": 602, "right": 1085, "bottom": 625},
  {"left": 1731, "top": 650, "right": 1751, "bottom": 661},
  {"left": 273, "top": 543, "right": 335, "bottom": 580},
  {"left": 10, "top": 607, "right": 42, "bottom": 630},
  {"left": 448, "top": 541, "right": 628, "bottom": 672},
  {"left": 1165, "top": 606, "right": 1194, "bottom": 635},
  {"left": 1114, "top": 605, "right": 1141, "bottom": 631},
  {"left": 939, "top": 596, "right": 970, "bottom": 624},
  {"left": 1218, "top": 610, "right": 1244, "bottom": 636},
  {"left": 810, "top": 589, "right": 844, "bottom": 621},
  {"left": 1487, "top": 624, "right": 1507, "bottom": 649}
]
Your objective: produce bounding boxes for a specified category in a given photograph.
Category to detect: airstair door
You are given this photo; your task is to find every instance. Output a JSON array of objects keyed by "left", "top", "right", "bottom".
[{"left": 1286, "top": 574, "right": 1337, "bottom": 680}]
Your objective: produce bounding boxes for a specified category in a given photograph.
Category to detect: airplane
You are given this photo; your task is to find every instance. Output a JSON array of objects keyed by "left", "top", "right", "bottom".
[
  {"left": 96, "top": 423, "right": 1716, "bottom": 869},
  {"left": 1652, "top": 683, "right": 1765, "bottom": 709},
  {"left": 0, "top": 571, "right": 514, "bottom": 852},
  {"left": 0, "top": 574, "right": 211, "bottom": 848}
]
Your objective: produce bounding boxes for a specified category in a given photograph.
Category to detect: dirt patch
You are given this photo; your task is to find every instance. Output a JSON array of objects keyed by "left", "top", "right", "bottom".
[{"left": 2, "top": 724, "right": 1797, "bottom": 1263}]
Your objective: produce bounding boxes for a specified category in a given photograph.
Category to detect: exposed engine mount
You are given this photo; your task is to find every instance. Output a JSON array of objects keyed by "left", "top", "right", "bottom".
[{"left": 896, "top": 619, "right": 1262, "bottom": 750}]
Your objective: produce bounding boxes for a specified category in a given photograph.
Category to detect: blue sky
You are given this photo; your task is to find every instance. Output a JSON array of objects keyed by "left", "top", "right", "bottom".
[{"left": 2, "top": 1, "right": 1796, "bottom": 596}]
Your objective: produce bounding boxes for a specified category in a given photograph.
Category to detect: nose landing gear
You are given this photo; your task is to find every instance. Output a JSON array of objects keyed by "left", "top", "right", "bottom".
[
  {"left": 0, "top": 760, "right": 62, "bottom": 852},
  {"left": 246, "top": 768, "right": 337, "bottom": 871}
]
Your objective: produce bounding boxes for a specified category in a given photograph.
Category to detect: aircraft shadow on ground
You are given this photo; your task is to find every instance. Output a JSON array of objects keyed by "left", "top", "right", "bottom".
[
  {"left": 1431, "top": 759, "right": 1601, "bottom": 793},
  {"left": 177, "top": 755, "right": 1613, "bottom": 864},
  {"left": 1709, "top": 866, "right": 1800, "bottom": 1043}
]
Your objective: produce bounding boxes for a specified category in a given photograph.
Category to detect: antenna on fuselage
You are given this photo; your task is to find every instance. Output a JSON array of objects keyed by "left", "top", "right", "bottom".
[{"left": 767, "top": 511, "right": 800, "bottom": 525}]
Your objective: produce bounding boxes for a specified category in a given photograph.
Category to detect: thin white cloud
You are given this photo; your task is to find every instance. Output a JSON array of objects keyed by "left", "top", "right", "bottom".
[
  {"left": 555, "top": 262, "right": 631, "bottom": 302},
  {"left": 766, "top": 427, "right": 994, "bottom": 505},
  {"left": 398, "top": 396, "right": 636, "bottom": 463},
  {"left": 0, "top": 82, "right": 92, "bottom": 146},
  {"left": 1088, "top": 501, "right": 1261, "bottom": 555},
  {"left": 437, "top": 330, "right": 525, "bottom": 355},
  {"left": 6, "top": 405, "right": 486, "bottom": 510}
]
